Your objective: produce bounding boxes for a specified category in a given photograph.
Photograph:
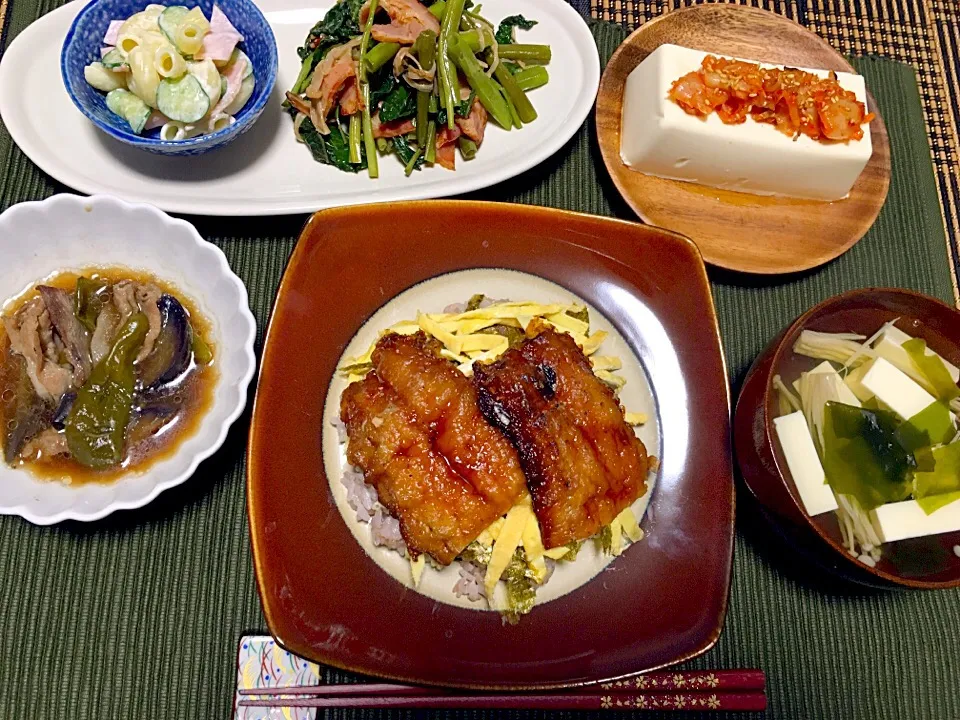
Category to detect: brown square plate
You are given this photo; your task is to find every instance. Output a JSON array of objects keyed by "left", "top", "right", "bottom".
[{"left": 247, "top": 201, "right": 734, "bottom": 689}]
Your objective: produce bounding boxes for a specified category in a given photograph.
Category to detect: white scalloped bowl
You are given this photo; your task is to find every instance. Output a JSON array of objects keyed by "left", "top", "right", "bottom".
[{"left": 0, "top": 194, "right": 256, "bottom": 524}]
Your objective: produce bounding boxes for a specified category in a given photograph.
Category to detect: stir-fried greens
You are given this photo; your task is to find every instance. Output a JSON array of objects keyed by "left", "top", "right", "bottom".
[
  {"left": 0, "top": 270, "right": 215, "bottom": 480},
  {"left": 286, "top": 0, "right": 551, "bottom": 176}
]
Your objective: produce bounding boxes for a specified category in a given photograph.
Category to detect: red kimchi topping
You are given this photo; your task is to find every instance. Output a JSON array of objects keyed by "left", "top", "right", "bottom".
[{"left": 668, "top": 56, "right": 875, "bottom": 142}]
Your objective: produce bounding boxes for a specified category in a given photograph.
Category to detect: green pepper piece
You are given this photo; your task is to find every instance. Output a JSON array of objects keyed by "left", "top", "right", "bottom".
[
  {"left": 192, "top": 329, "right": 213, "bottom": 365},
  {"left": 65, "top": 312, "right": 148, "bottom": 468},
  {"left": 74, "top": 277, "right": 109, "bottom": 332}
]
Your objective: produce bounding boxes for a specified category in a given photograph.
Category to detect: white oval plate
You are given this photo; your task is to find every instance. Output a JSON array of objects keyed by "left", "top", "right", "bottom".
[
  {"left": 0, "top": 194, "right": 257, "bottom": 524},
  {"left": 0, "top": 0, "right": 600, "bottom": 217}
]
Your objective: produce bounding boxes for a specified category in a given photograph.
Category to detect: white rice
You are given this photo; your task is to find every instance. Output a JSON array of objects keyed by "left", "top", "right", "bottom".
[
  {"left": 371, "top": 508, "right": 406, "bottom": 553},
  {"left": 331, "top": 417, "right": 347, "bottom": 443},
  {"left": 340, "top": 465, "right": 378, "bottom": 523},
  {"left": 452, "top": 561, "right": 487, "bottom": 601}
]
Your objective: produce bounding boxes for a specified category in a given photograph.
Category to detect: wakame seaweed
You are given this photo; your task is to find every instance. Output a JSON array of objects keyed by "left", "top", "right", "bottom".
[{"left": 822, "top": 402, "right": 915, "bottom": 510}]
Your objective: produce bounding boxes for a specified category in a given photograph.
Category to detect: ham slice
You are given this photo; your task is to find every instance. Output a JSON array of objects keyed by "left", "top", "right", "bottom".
[
  {"left": 455, "top": 98, "right": 488, "bottom": 145},
  {"left": 209, "top": 4, "right": 243, "bottom": 37},
  {"left": 435, "top": 125, "right": 460, "bottom": 170},
  {"left": 195, "top": 6, "right": 244, "bottom": 61},
  {"left": 207, "top": 56, "right": 246, "bottom": 127},
  {"left": 195, "top": 32, "right": 242, "bottom": 62},
  {"left": 304, "top": 39, "right": 360, "bottom": 134},
  {"left": 103, "top": 20, "right": 124, "bottom": 46},
  {"left": 372, "top": 115, "right": 416, "bottom": 138},
  {"left": 359, "top": 0, "right": 440, "bottom": 45},
  {"left": 339, "top": 80, "right": 362, "bottom": 116}
]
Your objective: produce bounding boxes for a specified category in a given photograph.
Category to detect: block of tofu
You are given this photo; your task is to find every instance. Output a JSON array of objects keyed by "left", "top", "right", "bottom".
[
  {"left": 620, "top": 44, "right": 873, "bottom": 200},
  {"left": 871, "top": 497, "right": 960, "bottom": 543},
  {"left": 873, "top": 326, "right": 960, "bottom": 386},
  {"left": 774, "top": 411, "right": 838, "bottom": 516},
  {"left": 860, "top": 357, "right": 939, "bottom": 421}
]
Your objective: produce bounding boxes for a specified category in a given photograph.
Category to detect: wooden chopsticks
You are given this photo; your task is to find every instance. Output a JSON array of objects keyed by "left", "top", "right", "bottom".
[{"left": 237, "top": 670, "right": 767, "bottom": 712}]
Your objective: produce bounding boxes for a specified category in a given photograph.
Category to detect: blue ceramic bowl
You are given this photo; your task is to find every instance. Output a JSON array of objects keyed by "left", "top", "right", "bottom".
[{"left": 61, "top": 0, "right": 277, "bottom": 155}]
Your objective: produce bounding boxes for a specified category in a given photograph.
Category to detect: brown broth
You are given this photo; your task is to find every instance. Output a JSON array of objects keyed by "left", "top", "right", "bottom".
[{"left": 0, "top": 266, "right": 218, "bottom": 485}]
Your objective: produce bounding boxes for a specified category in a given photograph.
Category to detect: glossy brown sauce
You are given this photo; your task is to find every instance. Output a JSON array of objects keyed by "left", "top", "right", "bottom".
[{"left": 0, "top": 266, "right": 217, "bottom": 485}]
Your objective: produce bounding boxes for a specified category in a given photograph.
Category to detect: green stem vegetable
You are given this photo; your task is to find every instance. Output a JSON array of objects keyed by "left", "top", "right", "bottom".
[
  {"left": 363, "top": 42, "right": 400, "bottom": 73},
  {"left": 348, "top": 113, "right": 362, "bottom": 164},
  {"left": 361, "top": 84, "right": 379, "bottom": 179},
  {"left": 414, "top": 30, "right": 437, "bottom": 147},
  {"left": 447, "top": 35, "right": 512, "bottom": 128},
  {"left": 65, "top": 312, "right": 148, "bottom": 468},
  {"left": 404, "top": 147, "right": 424, "bottom": 175},
  {"left": 497, "top": 44, "right": 552, "bottom": 64},
  {"left": 457, "top": 29, "right": 488, "bottom": 53},
  {"left": 428, "top": 0, "right": 446, "bottom": 19},
  {"left": 491, "top": 55, "right": 536, "bottom": 123},
  {"left": 458, "top": 136, "right": 478, "bottom": 160},
  {"left": 438, "top": 0, "right": 466, "bottom": 129},
  {"left": 513, "top": 65, "right": 549, "bottom": 92},
  {"left": 425, "top": 120, "right": 437, "bottom": 163},
  {"left": 497, "top": 80, "right": 522, "bottom": 128},
  {"left": 359, "top": 0, "right": 379, "bottom": 84}
]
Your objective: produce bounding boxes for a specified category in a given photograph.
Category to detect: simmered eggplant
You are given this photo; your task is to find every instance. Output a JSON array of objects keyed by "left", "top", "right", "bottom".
[{"left": 137, "top": 294, "right": 193, "bottom": 389}]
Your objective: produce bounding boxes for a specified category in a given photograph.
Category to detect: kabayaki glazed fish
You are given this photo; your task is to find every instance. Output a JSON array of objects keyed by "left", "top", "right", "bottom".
[
  {"left": 339, "top": 332, "right": 527, "bottom": 565},
  {"left": 473, "top": 328, "right": 650, "bottom": 549}
]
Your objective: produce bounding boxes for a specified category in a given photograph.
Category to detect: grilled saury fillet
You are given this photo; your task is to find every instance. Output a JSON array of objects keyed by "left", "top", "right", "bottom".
[
  {"left": 339, "top": 332, "right": 527, "bottom": 565},
  {"left": 473, "top": 328, "right": 650, "bottom": 549}
]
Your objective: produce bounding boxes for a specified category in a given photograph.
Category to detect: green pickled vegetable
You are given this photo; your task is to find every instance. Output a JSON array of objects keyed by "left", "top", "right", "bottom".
[
  {"left": 822, "top": 401, "right": 914, "bottom": 510},
  {"left": 465, "top": 294, "right": 486, "bottom": 311},
  {"left": 562, "top": 540, "right": 583, "bottom": 562},
  {"left": 65, "top": 312, "right": 148, "bottom": 468},
  {"left": 914, "top": 442, "right": 960, "bottom": 514},
  {"left": 597, "top": 524, "right": 614, "bottom": 554},
  {"left": 566, "top": 306, "right": 589, "bottom": 327},
  {"left": 75, "top": 277, "right": 108, "bottom": 332},
  {"left": 894, "top": 401, "right": 955, "bottom": 453},
  {"left": 460, "top": 540, "right": 492, "bottom": 565},
  {"left": 903, "top": 338, "right": 960, "bottom": 402}
]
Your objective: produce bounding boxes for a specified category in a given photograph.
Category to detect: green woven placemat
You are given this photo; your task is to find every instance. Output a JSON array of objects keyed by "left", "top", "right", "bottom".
[{"left": 1, "top": 18, "right": 957, "bottom": 720}]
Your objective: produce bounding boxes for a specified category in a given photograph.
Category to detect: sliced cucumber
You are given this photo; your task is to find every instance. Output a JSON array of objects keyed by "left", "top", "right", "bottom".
[
  {"left": 187, "top": 59, "right": 221, "bottom": 108},
  {"left": 222, "top": 74, "right": 255, "bottom": 115},
  {"left": 219, "top": 74, "right": 227, "bottom": 98},
  {"left": 158, "top": 5, "right": 190, "bottom": 44},
  {"left": 105, "top": 88, "right": 152, "bottom": 133},
  {"left": 101, "top": 48, "right": 128, "bottom": 70},
  {"left": 156, "top": 74, "right": 210, "bottom": 123}
]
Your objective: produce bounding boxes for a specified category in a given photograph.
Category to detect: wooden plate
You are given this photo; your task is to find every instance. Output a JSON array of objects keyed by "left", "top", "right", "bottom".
[
  {"left": 596, "top": 5, "right": 891, "bottom": 275},
  {"left": 247, "top": 201, "right": 734, "bottom": 689}
]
